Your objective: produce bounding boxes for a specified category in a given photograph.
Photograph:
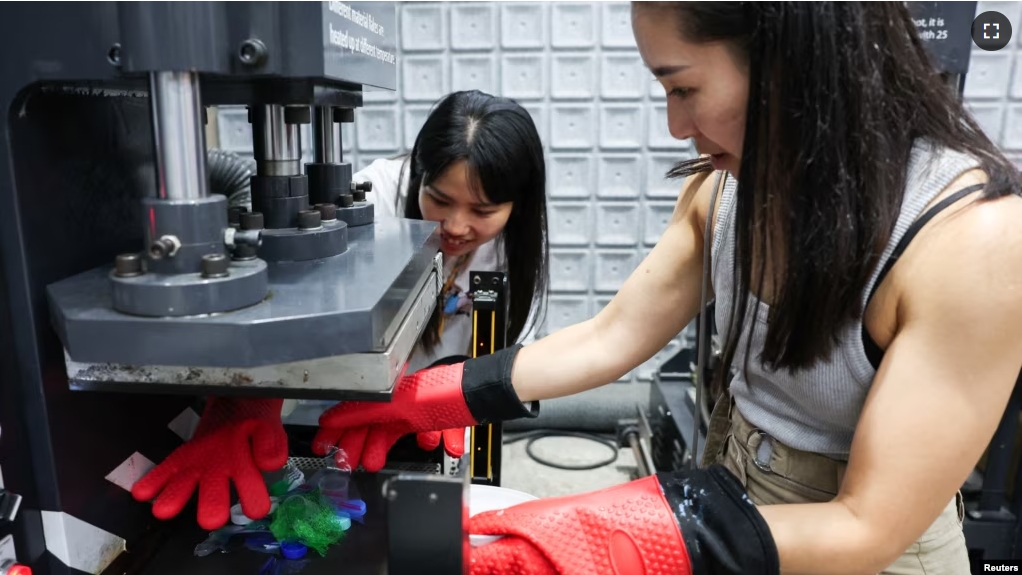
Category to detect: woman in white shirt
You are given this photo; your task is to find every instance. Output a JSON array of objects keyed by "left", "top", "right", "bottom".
[{"left": 353, "top": 90, "right": 549, "bottom": 374}]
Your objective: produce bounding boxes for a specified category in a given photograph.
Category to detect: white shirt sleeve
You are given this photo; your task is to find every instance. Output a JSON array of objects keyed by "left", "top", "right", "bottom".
[{"left": 352, "top": 157, "right": 411, "bottom": 219}]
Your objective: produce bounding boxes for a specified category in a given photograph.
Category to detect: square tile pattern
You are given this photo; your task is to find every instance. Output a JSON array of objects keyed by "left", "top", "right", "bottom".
[{"left": 217, "top": 2, "right": 1022, "bottom": 382}]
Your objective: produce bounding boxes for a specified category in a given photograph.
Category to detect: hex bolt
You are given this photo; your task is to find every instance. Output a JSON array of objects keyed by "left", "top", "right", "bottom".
[
  {"left": 350, "top": 181, "right": 371, "bottom": 202},
  {"left": 114, "top": 253, "right": 143, "bottom": 277},
  {"left": 240, "top": 211, "right": 265, "bottom": 231},
  {"left": 315, "top": 203, "right": 337, "bottom": 221},
  {"left": 238, "top": 38, "right": 267, "bottom": 66},
  {"left": 224, "top": 227, "right": 237, "bottom": 249},
  {"left": 338, "top": 194, "right": 354, "bottom": 208},
  {"left": 298, "top": 209, "right": 322, "bottom": 230},
  {"left": 228, "top": 206, "right": 245, "bottom": 227},
  {"left": 148, "top": 235, "right": 181, "bottom": 260},
  {"left": 201, "top": 254, "right": 230, "bottom": 279}
]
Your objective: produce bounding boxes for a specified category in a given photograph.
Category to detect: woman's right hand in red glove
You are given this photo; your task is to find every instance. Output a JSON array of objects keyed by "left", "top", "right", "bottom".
[
  {"left": 416, "top": 428, "right": 468, "bottom": 459},
  {"left": 313, "top": 345, "right": 536, "bottom": 472},
  {"left": 131, "top": 397, "right": 288, "bottom": 530}
]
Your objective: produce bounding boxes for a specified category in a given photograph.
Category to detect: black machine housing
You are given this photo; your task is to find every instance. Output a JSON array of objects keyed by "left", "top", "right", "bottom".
[{"left": 0, "top": 3, "right": 471, "bottom": 575}]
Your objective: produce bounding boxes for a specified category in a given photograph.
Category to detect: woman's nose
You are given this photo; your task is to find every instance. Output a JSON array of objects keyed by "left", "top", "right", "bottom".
[
  {"left": 443, "top": 210, "right": 471, "bottom": 236},
  {"left": 667, "top": 100, "right": 697, "bottom": 141}
]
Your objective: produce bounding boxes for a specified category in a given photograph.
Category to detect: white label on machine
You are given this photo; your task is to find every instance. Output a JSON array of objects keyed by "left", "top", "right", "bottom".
[
  {"left": 104, "top": 452, "right": 155, "bottom": 492},
  {"left": 167, "top": 408, "right": 200, "bottom": 442},
  {"left": 0, "top": 534, "right": 16, "bottom": 564}
]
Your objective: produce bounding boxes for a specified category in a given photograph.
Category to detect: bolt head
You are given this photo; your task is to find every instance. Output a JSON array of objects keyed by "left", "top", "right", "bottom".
[
  {"left": 114, "top": 253, "right": 143, "bottom": 277},
  {"left": 107, "top": 43, "right": 121, "bottom": 67},
  {"left": 240, "top": 211, "right": 264, "bottom": 231},
  {"left": 298, "top": 209, "right": 322, "bottom": 230},
  {"left": 201, "top": 254, "right": 230, "bottom": 278},
  {"left": 238, "top": 38, "right": 267, "bottom": 66},
  {"left": 315, "top": 203, "right": 337, "bottom": 221},
  {"left": 148, "top": 240, "right": 170, "bottom": 260}
]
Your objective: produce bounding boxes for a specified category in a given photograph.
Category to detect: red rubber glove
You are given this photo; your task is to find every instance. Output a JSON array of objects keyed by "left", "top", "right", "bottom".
[
  {"left": 470, "top": 466, "right": 781, "bottom": 575},
  {"left": 468, "top": 475, "right": 692, "bottom": 575},
  {"left": 313, "top": 364, "right": 477, "bottom": 471},
  {"left": 416, "top": 427, "right": 468, "bottom": 458},
  {"left": 314, "top": 346, "right": 536, "bottom": 472},
  {"left": 131, "top": 397, "right": 287, "bottom": 530}
]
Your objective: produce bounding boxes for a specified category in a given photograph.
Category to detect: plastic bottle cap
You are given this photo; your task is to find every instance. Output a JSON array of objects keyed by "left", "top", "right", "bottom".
[
  {"left": 339, "top": 499, "right": 366, "bottom": 517},
  {"left": 230, "top": 499, "right": 278, "bottom": 525},
  {"left": 281, "top": 541, "right": 308, "bottom": 560},
  {"left": 334, "top": 512, "right": 352, "bottom": 531}
]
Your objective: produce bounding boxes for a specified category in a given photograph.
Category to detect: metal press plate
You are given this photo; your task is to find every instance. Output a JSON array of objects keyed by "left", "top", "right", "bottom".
[
  {"left": 47, "top": 218, "right": 440, "bottom": 369},
  {"left": 62, "top": 260, "right": 438, "bottom": 398}
]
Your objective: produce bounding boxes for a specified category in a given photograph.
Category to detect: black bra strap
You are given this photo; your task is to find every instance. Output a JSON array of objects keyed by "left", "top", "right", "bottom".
[{"left": 862, "top": 183, "right": 987, "bottom": 369}]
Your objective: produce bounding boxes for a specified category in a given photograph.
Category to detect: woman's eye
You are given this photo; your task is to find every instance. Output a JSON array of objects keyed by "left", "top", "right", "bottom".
[
  {"left": 669, "top": 87, "right": 693, "bottom": 99},
  {"left": 430, "top": 195, "right": 449, "bottom": 206},
  {"left": 474, "top": 209, "right": 497, "bottom": 217}
]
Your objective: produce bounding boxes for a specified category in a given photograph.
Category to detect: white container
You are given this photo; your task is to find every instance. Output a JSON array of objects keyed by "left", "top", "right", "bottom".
[{"left": 467, "top": 485, "right": 538, "bottom": 547}]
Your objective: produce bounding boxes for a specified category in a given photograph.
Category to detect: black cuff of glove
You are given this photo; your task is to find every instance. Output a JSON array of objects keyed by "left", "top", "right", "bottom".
[
  {"left": 658, "top": 465, "right": 780, "bottom": 575},
  {"left": 460, "top": 344, "right": 539, "bottom": 425}
]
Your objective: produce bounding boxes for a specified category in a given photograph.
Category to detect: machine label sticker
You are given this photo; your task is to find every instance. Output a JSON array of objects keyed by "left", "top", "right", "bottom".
[
  {"left": 167, "top": 407, "right": 201, "bottom": 442},
  {"left": 322, "top": 1, "right": 397, "bottom": 89},
  {"left": 908, "top": 1, "right": 978, "bottom": 74},
  {"left": 104, "top": 452, "right": 156, "bottom": 493},
  {"left": 0, "top": 534, "right": 15, "bottom": 564}
]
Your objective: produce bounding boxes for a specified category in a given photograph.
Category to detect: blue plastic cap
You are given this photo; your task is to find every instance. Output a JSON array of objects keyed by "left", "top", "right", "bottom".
[
  {"left": 281, "top": 541, "right": 308, "bottom": 560},
  {"left": 339, "top": 499, "right": 367, "bottom": 517}
]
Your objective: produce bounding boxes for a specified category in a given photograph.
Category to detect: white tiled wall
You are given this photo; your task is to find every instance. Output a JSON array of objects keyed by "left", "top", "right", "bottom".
[{"left": 217, "top": 1, "right": 1022, "bottom": 383}]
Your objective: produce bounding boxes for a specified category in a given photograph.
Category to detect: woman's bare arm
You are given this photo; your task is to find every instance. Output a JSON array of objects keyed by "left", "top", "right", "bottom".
[
  {"left": 511, "top": 171, "right": 720, "bottom": 402},
  {"left": 761, "top": 185, "right": 1022, "bottom": 574}
]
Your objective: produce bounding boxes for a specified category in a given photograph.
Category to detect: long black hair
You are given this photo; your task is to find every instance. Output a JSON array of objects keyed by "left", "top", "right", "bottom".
[
  {"left": 637, "top": 3, "right": 1020, "bottom": 382},
  {"left": 402, "top": 90, "right": 549, "bottom": 355}
]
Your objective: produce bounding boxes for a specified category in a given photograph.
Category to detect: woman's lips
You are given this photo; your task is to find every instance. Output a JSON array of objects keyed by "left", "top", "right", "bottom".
[{"left": 442, "top": 235, "right": 470, "bottom": 250}]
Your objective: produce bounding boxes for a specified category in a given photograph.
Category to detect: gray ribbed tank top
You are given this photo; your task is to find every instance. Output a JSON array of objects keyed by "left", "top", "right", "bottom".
[{"left": 711, "top": 140, "right": 981, "bottom": 459}]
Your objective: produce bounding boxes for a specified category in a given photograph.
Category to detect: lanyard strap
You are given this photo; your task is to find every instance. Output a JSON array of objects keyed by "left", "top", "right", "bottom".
[
  {"left": 438, "top": 252, "right": 474, "bottom": 338},
  {"left": 442, "top": 253, "right": 473, "bottom": 297}
]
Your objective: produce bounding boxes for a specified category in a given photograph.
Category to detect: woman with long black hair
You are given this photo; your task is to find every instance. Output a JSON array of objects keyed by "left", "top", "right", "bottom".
[{"left": 353, "top": 89, "right": 549, "bottom": 374}]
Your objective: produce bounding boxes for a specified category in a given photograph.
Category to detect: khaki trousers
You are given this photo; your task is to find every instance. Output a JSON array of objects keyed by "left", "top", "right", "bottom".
[{"left": 701, "top": 395, "right": 970, "bottom": 575}]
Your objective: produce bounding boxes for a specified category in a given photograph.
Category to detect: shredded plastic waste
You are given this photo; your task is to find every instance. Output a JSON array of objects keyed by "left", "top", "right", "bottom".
[
  {"left": 196, "top": 447, "right": 363, "bottom": 560},
  {"left": 269, "top": 490, "right": 348, "bottom": 556}
]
